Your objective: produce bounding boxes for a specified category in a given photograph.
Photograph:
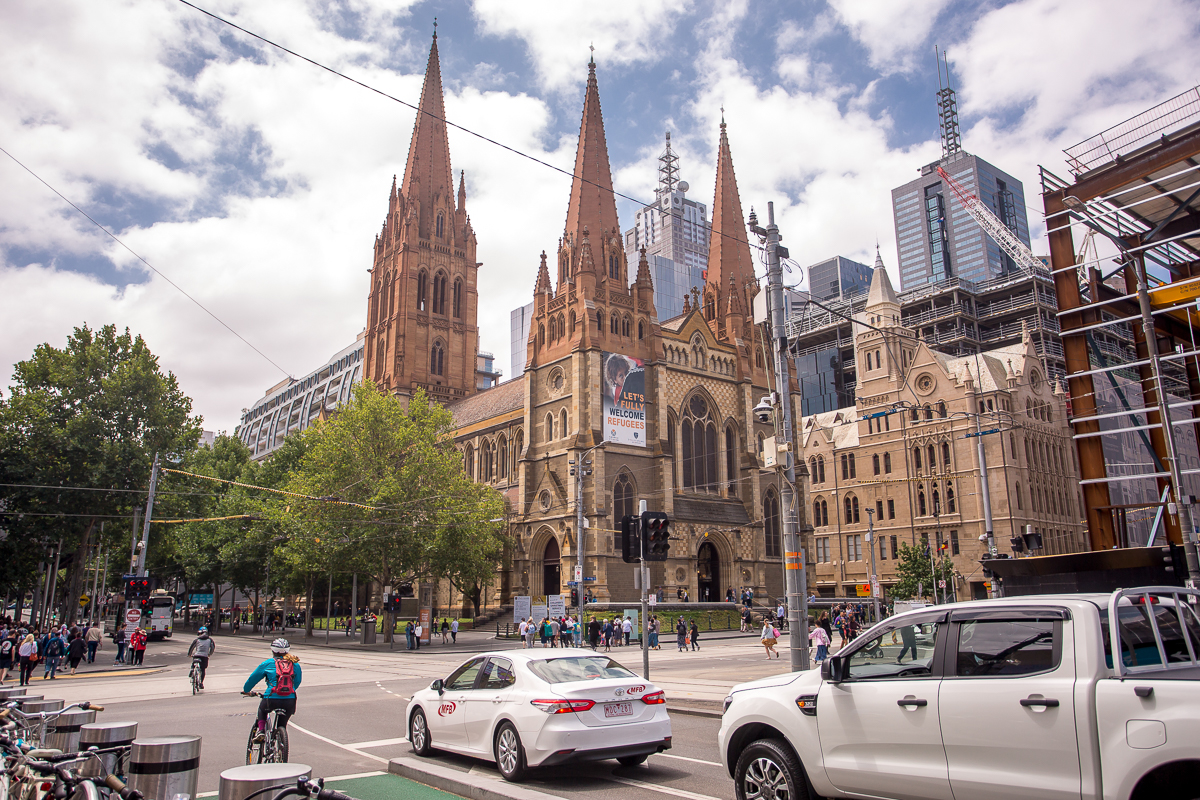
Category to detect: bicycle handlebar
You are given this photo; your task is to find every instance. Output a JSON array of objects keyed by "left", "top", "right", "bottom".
[{"left": 265, "top": 778, "right": 362, "bottom": 800}]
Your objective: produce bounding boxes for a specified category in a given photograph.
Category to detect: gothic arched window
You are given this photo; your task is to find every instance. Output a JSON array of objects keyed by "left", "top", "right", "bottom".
[
  {"left": 613, "top": 473, "right": 635, "bottom": 522},
  {"left": 436, "top": 212, "right": 444, "bottom": 239},
  {"left": 638, "top": 320, "right": 645, "bottom": 339},
  {"left": 817, "top": 455, "right": 826, "bottom": 483},
  {"left": 497, "top": 434, "right": 508, "bottom": 480},
  {"left": 433, "top": 272, "right": 447, "bottom": 314},
  {"left": 452, "top": 278, "right": 463, "bottom": 318},
  {"left": 726, "top": 426, "right": 738, "bottom": 497},
  {"left": 913, "top": 446, "right": 922, "bottom": 470},
  {"left": 884, "top": 452, "right": 892, "bottom": 473},
  {"left": 918, "top": 489, "right": 927, "bottom": 516},
  {"left": 681, "top": 394, "right": 718, "bottom": 491},
  {"left": 560, "top": 408, "right": 568, "bottom": 439},
  {"left": 417, "top": 270, "right": 428, "bottom": 311},
  {"left": 622, "top": 315, "right": 631, "bottom": 337},
  {"left": 764, "top": 490, "right": 781, "bottom": 558},
  {"left": 942, "top": 442, "right": 951, "bottom": 469},
  {"left": 430, "top": 340, "right": 444, "bottom": 376},
  {"left": 610, "top": 315, "right": 619, "bottom": 334},
  {"left": 463, "top": 444, "right": 475, "bottom": 480},
  {"left": 570, "top": 310, "right": 577, "bottom": 334},
  {"left": 928, "top": 445, "right": 936, "bottom": 473},
  {"left": 947, "top": 483, "right": 956, "bottom": 513},
  {"left": 609, "top": 253, "right": 619, "bottom": 280},
  {"left": 545, "top": 412, "right": 554, "bottom": 440},
  {"left": 873, "top": 454, "right": 880, "bottom": 475},
  {"left": 596, "top": 310, "right": 603, "bottom": 331},
  {"left": 937, "top": 400, "right": 947, "bottom": 418},
  {"left": 482, "top": 440, "right": 494, "bottom": 482}
]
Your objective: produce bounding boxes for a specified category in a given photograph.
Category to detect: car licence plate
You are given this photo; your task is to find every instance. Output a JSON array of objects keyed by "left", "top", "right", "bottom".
[{"left": 604, "top": 702, "right": 633, "bottom": 718}]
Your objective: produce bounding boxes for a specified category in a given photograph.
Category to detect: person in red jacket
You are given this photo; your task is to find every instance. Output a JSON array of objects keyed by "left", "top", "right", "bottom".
[{"left": 130, "top": 627, "right": 149, "bottom": 666}]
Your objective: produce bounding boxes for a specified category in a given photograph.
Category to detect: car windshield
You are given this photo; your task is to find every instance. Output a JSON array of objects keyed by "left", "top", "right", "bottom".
[{"left": 527, "top": 656, "right": 637, "bottom": 684}]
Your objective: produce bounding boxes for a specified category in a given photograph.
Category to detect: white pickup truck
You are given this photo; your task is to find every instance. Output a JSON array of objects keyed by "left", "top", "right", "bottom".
[{"left": 718, "top": 587, "right": 1200, "bottom": 800}]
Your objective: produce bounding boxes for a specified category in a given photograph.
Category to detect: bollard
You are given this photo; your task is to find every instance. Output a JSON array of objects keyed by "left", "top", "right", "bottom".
[
  {"left": 7, "top": 695, "right": 44, "bottom": 706},
  {"left": 20, "top": 699, "right": 64, "bottom": 715},
  {"left": 79, "top": 721, "right": 139, "bottom": 778},
  {"left": 0, "top": 687, "right": 27, "bottom": 699},
  {"left": 127, "top": 735, "right": 201, "bottom": 800},
  {"left": 47, "top": 708, "right": 96, "bottom": 752},
  {"left": 218, "top": 764, "right": 312, "bottom": 800}
]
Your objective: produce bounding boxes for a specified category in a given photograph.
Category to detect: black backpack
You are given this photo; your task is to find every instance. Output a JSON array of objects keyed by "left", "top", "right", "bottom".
[{"left": 47, "top": 638, "right": 64, "bottom": 658}]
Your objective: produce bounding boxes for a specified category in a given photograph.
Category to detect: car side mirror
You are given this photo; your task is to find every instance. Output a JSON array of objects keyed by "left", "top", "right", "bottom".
[
  {"left": 431, "top": 679, "right": 444, "bottom": 695},
  {"left": 822, "top": 655, "right": 849, "bottom": 683}
]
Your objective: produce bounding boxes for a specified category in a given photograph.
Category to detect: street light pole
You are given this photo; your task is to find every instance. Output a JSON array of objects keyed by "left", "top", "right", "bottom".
[
  {"left": 865, "top": 509, "right": 881, "bottom": 623},
  {"left": 751, "top": 202, "right": 810, "bottom": 672},
  {"left": 136, "top": 452, "right": 161, "bottom": 577},
  {"left": 571, "top": 443, "right": 604, "bottom": 636}
]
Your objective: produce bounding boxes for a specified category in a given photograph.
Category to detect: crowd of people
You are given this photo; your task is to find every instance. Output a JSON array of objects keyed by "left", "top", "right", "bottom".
[{"left": 0, "top": 618, "right": 114, "bottom": 685}]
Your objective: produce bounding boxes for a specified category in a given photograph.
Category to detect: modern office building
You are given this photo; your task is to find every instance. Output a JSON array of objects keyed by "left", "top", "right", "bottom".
[
  {"left": 892, "top": 153, "right": 1032, "bottom": 292},
  {"left": 237, "top": 331, "right": 366, "bottom": 460},
  {"left": 806, "top": 255, "right": 874, "bottom": 301},
  {"left": 509, "top": 301, "right": 533, "bottom": 379}
]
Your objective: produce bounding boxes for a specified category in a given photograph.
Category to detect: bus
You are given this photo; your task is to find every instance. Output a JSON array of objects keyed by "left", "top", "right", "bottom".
[{"left": 141, "top": 591, "right": 175, "bottom": 640}]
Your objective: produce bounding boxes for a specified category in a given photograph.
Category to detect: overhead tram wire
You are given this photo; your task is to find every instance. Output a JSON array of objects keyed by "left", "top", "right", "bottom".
[
  {"left": 0, "top": 145, "right": 292, "bottom": 381},
  {"left": 174, "top": 0, "right": 765, "bottom": 259}
]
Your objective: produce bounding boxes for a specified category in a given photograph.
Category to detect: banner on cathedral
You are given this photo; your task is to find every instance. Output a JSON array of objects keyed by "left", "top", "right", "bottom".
[{"left": 602, "top": 352, "right": 646, "bottom": 447}]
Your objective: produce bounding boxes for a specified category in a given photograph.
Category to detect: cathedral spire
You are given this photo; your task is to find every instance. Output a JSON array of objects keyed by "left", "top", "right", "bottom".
[
  {"left": 705, "top": 119, "right": 755, "bottom": 296},
  {"left": 400, "top": 33, "right": 455, "bottom": 239},
  {"left": 563, "top": 60, "right": 620, "bottom": 255}
]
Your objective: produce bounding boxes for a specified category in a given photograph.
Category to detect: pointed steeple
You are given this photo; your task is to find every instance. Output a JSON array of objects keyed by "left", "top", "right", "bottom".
[
  {"left": 457, "top": 170, "right": 467, "bottom": 212},
  {"left": 400, "top": 33, "right": 455, "bottom": 240},
  {"left": 866, "top": 247, "right": 900, "bottom": 311},
  {"left": 535, "top": 251, "right": 552, "bottom": 294},
  {"left": 564, "top": 60, "right": 620, "bottom": 250},
  {"left": 705, "top": 120, "right": 755, "bottom": 296},
  {"left": 635, "top": 247, "right": 653, "bottom": 287}
]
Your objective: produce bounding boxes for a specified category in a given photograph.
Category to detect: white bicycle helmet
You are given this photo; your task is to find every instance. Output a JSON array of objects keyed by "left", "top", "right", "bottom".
[{"left": 270, "top": 638, "right": 290, "bottom": 654}]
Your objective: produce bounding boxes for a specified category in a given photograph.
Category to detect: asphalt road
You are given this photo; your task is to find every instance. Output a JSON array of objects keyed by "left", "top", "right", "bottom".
[{"left": 32, "top": 625, "right": 802, "bottom": 800}]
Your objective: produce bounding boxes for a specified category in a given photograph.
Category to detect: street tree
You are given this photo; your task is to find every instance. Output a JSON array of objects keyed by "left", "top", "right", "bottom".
[{"left": 889, "top": 540, "right": 956, "bottom": 602}]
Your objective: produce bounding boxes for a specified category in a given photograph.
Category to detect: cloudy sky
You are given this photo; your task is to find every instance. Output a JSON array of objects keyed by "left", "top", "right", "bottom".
[{"left": 3, "top": 0, "right": 1199, "bottom": 432}]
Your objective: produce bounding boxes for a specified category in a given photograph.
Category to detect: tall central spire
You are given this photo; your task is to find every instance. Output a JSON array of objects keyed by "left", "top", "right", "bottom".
[
  {"left": 401, "top": 33, "right": 456, "bottom": 239},
  {"left": 564, "top": 60, "right": 620, "bottom": 247},
  {"left": 706, "top": 120, "right": 755, "bottom": 295}
]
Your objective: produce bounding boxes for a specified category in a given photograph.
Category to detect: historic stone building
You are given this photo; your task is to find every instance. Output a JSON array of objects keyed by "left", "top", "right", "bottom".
[{"left": 802, "top": 258, "right": 1088, "bottom": 600}]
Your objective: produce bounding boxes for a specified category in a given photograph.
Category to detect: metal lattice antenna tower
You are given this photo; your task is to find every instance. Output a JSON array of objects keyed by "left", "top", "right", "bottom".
[
  {"left": 935, "top": 46, "right": 963, "bottom": 161},
  {"left": 657, "top": 131, "right": 680, "bottom": 200}
]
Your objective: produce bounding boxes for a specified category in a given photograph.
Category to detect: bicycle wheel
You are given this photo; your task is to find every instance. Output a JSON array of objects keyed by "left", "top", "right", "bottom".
[
  {"left": 273, "top": 726, "right": 289, "bottom": 763},
  {"left": 245, "top": 724, "right": 261, "bottom": 765},
  {"left": 191, "top": 666, "right": 200, "bottom": 695}
]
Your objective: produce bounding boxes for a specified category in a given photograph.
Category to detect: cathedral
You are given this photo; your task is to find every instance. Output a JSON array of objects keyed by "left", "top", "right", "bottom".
[{"left": 364, "top": 35, "right": 800, "bottom": 609}]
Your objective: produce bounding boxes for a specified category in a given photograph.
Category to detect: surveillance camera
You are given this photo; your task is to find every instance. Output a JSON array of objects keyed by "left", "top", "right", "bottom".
[
  {"left": 753, "top": 395, "right": 775, "bottom": 425},
  {"left": 135, "top": 541, "right": 145, "bottom": 551}
]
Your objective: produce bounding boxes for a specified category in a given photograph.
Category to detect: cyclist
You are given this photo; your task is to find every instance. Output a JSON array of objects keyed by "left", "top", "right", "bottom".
[
  {"left": 243, "top": 638, "right": 302, "bottom": 742},
  {"left": 187, "top": 626, "right": 216, "bottom": 687}
]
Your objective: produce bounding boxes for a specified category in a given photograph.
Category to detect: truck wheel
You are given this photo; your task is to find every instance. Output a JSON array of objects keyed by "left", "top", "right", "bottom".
[{"left": 734, "top": 739, "right": 808, "bottom": 800}]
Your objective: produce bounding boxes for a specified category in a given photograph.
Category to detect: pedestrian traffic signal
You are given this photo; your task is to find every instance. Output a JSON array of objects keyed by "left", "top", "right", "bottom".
[
  {"left": 641, "top": 511, "right": 670, "bottom": 561},
  {"left": 570, "top": 588, "right": 579, "bottom": 607},
  {"left": 385, "top": 593, "right": 404, "bottom": 612},
  {"left": 621, "top": 514, "right": 641, "bottom": 563},
  {"left": 123, "top": 575, "right": 154, "bottom": 601}
]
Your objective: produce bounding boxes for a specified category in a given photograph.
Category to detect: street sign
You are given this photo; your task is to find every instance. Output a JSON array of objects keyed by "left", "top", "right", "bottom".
[
  {"left": 583, "top": 577, "right": 596, "bottom": 582},
  {"left": 548, "top": 594, "right": 565, "bottom": 617},
  {"left": 125, "top": 608, "right": 142, "bottom": 626},
  {"left": 938, "top": 579, "right": 947, "bottom": 589},
  {"left": 78, "top": 595, "right": 89, "bottom": 607},
  {"left": 190, "top": 593, "right": 214, "bottom": 605},
  {"left": 855, "top": 583, "right": 871, "bottom": 597},
  {"left": 513, "top": 596, "right": 530, "bottom": 623},
  {"left": 648, "top": 595, "right": 657, "bottom": 606},
  {"left": 574, "top": 565, "right": 583, "bottom": 583}
]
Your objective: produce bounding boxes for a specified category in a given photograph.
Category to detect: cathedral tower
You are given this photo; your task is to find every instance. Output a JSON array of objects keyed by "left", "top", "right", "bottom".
[{"left": 364, "top": 32, "right": 479, "bottom": 403}]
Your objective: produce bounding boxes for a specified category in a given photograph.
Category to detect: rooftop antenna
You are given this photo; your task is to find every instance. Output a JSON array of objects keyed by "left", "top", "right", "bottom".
[
  {"left": 935, "top": 45, "right": 963, "bottom": 161},
  {"left": 657, "top": 131, "right": 680, "bottom": 201}
]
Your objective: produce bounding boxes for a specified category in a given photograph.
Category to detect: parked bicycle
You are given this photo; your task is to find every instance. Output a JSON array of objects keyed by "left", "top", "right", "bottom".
[
  {"left": 245, "top": 777, "right": 360, "bottom": 800},
  {"left": 0, "top": 702, "right": 104, "bottom": 750},
  {"left": 242, "top": 692, "right": 288, "bottom": 764}
]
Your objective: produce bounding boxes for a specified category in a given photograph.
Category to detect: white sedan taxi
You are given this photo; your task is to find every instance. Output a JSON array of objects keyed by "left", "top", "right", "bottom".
[{"left": 405, "top": 648, "right": 672, "bottom": 781}]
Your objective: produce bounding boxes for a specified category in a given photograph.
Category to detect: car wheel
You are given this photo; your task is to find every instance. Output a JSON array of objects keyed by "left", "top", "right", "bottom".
[
  {"left": 494, "top": 722, "right": 526, "bottom": 782},
  {"left": 734, "top": 739, "right": 808, "bottom": 800},
  {"left": 617, "top": 754, "right": 648, "bottom": 767},
  {"left": 409, "top": 708, "right": 432, "bottom": 756}
]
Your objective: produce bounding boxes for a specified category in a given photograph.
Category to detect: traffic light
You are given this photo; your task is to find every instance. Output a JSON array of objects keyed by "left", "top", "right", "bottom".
[
  {"left": 642, "top": 511, "right": 670, "bottom": 561},
  {"left": 123, "top": 575, "right": 153, "bottom": 601},
  {"left": 385, "top": 593, "right": 403, "bottom": 612},
  {"left": 570, "top": 588, "right": 579, "bottom": 607},
  {"left": 621, "top": 514, "right": 641, "bottom": 563}
]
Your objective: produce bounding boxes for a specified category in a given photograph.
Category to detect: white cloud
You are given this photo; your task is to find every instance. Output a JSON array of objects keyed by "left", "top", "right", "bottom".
[
  {"left": 470, "top": 0, "right": 688, "bottom": 91},
  {"left": 826, "top": 0, "right": 954, "bottom": 72}
]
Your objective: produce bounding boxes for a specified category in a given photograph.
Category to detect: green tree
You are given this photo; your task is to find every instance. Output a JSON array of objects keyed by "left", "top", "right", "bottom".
[
  {"left": 890, "top": 540, "right": 956, "bottom": 602},
  {"left": 0, "top": 324, "right": 201, "bottom": 624},
  {"left": 284, "top": 384, "right": 506, "bottom": 640}
]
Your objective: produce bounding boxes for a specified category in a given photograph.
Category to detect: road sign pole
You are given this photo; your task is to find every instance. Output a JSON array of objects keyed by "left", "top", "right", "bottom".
[
  {"left": 136, "top": 453, "right": 160, "bottom": 577},
  {"left": 640, "top": 500, "right": 649, "bottom": 680}
]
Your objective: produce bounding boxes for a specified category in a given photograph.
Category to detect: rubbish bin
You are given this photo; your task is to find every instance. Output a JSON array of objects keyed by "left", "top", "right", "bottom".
[
  {"left": 47, "top": 708, "right": 96, "bottom": 752},
  {"left": 79, "top": 721, "right": 138, "bottom": 778},
  {"left": 128, "top": 735, "right": 201, "bottom": 800},
  {"left": 218, "top": 764, "right": 311, "bottom": 800},
  {"left": 361, "top": 619, "right": 376, "bottom": 644}
]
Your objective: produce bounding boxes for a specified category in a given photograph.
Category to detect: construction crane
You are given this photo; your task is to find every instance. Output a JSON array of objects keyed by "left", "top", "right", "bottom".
[{"left": 937, "top": 165, "right": 1042, "bottom": 271}]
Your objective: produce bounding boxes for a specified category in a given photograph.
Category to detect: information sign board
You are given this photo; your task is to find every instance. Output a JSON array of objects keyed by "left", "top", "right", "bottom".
[
  {"left": 547, "top": 594, "right": 565, "bottom": 617},
  {"left": 514, "top": 596, "right": 530, "bottom": 623}
]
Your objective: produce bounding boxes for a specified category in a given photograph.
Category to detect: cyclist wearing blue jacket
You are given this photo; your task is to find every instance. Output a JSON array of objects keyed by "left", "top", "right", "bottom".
[{"left": 243, "top": 638, "right": 303, "bottom": 741}]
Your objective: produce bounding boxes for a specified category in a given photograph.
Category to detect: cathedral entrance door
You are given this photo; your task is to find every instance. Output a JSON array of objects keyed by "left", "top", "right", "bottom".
[
  {"left": 697, "top": 541, "right": 720, "bottom": 602},
  {"left": 542, "top": 537, "right": 561, "bottom": 598}
]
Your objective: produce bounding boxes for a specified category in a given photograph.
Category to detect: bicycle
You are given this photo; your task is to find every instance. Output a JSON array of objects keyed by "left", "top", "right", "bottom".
[
  {"left": 1, "top": 702, "right": 105, "bottom": 751},
  {"left": 242, "top": 692, "right": 288, "bottom": 765},
  {"left": 238, "top": 777, "right": 358, "bottom": 800},
  {"left": 189, "top": 658, "right": 203, "bottom": 695}
]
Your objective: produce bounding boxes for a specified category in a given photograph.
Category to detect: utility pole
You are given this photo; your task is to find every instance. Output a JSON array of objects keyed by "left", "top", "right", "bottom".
[
  {"left": 639, "top": 500, "right": 650, "bottom": 680},
  {"left": 751, "top": 202, "right": 810, "bottom": 671},
  {"left": 571, "top": 444, "right": 603, "bottom": 635},
  {"left": 865, "top": 509, "right": 881, "bottom": 623},
  {"left": 136, "top": 452, "right": 160, "bottom": 577},
  {"left": 973, "top": 411, "right": 997, "bottom": 559}
]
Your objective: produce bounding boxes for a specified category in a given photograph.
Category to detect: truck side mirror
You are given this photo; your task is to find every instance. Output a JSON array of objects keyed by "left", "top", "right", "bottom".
[
  {"left": 821, "top": 655, "right": 849, "bottom": 683},
  {"left": 431, "top": 679, "right": 444, "bottom": 695}
]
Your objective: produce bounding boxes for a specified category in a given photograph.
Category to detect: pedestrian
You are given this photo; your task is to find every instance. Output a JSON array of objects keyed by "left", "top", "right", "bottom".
[
  {"left": 550, "top": 617, "right": 560, "bottom": 647},
  {"left": 588, "top": 617, "right": 601, "bottom": 650},
  {"left": 541, "top": 618, "right": 551, "bottom": 648},
  {"left": 85, "top": 624, "right": 103, "bottom": 663},
  {"left": 524, "top": 617, "right": 536, "bottom": 649},
  {"left": 405, "top": 621, "right": 415, "bottom": 650},
  {"left": 648, "top": 616, "right": 660, "bottom": 650},
  {"left": 676, "top": 618, "right": 687, "bottom": 652},
  {"left": 809, "top": 622, "right": 830, "bottom": 663},
  {"left": 18, "top": 634, "right": 38, "bottom": 686},
  {"left": 67, "top": 633, "right": 85, "bottom": 674},
  {"left": 450, "top": 618, "right": 458, "bottom": 644},
  {"left": 897, "top": 623, "right": 919, "bottom": 664},
  {"left": 726, "top": 587, "right": 735, "bottom": 603},
  {"left": 602, "top": 619, "right": 612, "bottom": 652},
  {"left": 441, "top": 618, "right": 450, "bottom": 644},
  {"left": 623, "top": 616, "right": 633, "bottom": 646},
  {"left": 43, "top": 631, "right": 64, "bottom": 679},
  {"left": 0, "top": 629, "right": 14, "bottom": 683},
  {"left": 113, "top": 623, "right": 127, "bottom": 664},
  {"left": 414, "top": 621, "right": 423, "bottom": 650},
  {"left": 689, "top": 620, "right": 700, "bottom": 652},
  {"left": 819, "top": 611, "right": 833, "bottom": 646},
  {"left": 760, "top": 619, "right": 780, "bottom": 660},
  {"left": 776, "top": 602, "right": 787, "bottom": 631},
  {"left": 130, "top": 626, "right": 148, "bottom": 666},
  {"left": 741, "top": 606, "right": 752, "bottom": 633}
]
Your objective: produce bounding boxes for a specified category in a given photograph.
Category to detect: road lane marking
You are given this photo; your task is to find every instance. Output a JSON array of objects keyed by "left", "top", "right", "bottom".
[
  {"left": 289, "top": 723, "right": 388, "bottom": 764},
  {"left": 604, "top": 776, "right": 722, "bottom": 800},
  {"left": 344, "top": 737, "right": 409, "bottom": 749},
  {"left": 656, "top": 753, "right": 722, "bottom": 767}
]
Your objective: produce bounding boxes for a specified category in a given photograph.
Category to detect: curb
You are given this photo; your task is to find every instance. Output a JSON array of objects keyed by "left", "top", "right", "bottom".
[
  {"left": 667, "top": 705, "right": 723, "bottom": 719},
  {"left": 389, "top": 756, "right": 564, "bottom": 800}
]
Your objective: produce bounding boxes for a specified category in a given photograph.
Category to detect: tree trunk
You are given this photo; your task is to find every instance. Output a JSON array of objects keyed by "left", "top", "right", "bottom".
[
  {"left": 64, "top": 520, "right": 96, "bottom": 625},
  {"left": 213, "top": 583, "right": 223, "bottom": 631},
  {"left": 253, "top": 586, "right": 260, "bottom": 632},
  {"left": 305, "top": 576, "right": 315, "bottom": 638}
]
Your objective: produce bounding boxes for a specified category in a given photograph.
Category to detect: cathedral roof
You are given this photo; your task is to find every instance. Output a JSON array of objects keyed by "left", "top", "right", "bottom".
[
  {"left": 865, "top": 249, "right": 900, "bottom": 310},
  {"left": 400, "top": 33, "right": 456, "bottom": 238},
  {"left": 449, "top": 377, "right": 525, "bottom": 430},
  {"left": 563, "top": 60, "right": 621, "bottom": 248},
  {"left": 705, "top": 120, "right": 755, "bottom": 295}
]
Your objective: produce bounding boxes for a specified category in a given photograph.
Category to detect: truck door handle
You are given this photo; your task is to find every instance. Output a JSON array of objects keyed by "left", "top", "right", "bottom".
[
  {"left": 1020, "top": 697, "right": 1059, "bottom": 708},
  {"left": 897, "top": 697, "right": 928, "bottom": 708}
]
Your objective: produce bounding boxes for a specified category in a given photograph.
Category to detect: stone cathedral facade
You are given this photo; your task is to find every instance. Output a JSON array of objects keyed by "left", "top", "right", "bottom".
[{"left": 365, "top": 38, "right": 805, "bottom": 610}]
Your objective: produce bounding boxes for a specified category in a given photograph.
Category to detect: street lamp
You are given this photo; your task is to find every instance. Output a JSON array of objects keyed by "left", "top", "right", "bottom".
[{"left": 570, "top": 442, "right": 605, "bottom": 638}]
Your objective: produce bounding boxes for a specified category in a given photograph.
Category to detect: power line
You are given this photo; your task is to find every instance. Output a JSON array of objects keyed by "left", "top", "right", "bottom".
[{"left": 0, "top": 145, "right": 292, "bottom": 380}]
